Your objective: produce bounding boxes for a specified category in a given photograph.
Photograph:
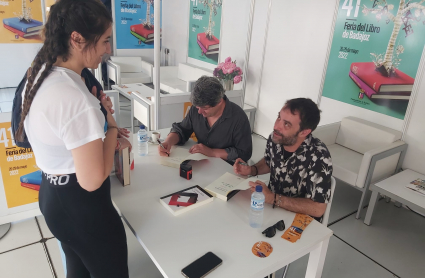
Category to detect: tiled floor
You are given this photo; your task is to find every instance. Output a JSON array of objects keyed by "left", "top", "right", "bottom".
[{"left": 1, "top": 88, "right": 424, "bottom": 277}]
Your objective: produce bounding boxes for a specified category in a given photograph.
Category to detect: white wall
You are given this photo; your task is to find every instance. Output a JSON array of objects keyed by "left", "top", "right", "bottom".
[
  {"left": 402, "top": 65, "right": 425, "bottom": 174},
  {"left": 253, "top": 0, "right": 337, "bottom": 138}
]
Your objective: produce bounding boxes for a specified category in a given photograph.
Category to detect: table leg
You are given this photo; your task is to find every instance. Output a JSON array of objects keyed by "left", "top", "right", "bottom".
[
  {"left": 364, "top": 190, "right": 379, "bottom": 226},
  {"left": 305, "top": 237, "right": 330, "bottom": 278},
  {"left": 130, "top": 98, "right": 134, "bottom": 133}
]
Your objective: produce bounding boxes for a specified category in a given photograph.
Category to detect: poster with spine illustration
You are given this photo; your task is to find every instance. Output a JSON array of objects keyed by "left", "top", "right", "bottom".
[
  {"left": 0, "top": 0, "right": 44, "bottom": 43},
  {"left": 322, "top": 0, "right": 425, "bottom": 120},
  {"left": 114, "top": 0, "right": 162, "bottom": 50},
  {"left": 188, "top": 0, "right": 222, "bottom": 65},
  {"left": 0, "top": 113, "right": 40, "bottom": 225}
]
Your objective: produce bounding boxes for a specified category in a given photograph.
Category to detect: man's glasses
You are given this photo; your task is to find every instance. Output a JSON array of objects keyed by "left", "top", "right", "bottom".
[{"left": 262, "top": 220, "right": 285, "bottom": 238}]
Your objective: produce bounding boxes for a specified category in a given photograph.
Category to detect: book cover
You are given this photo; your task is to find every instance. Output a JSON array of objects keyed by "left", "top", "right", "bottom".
[
  {"left": 350, "top": 62, "right": 414, "bottom": 94},
  {"left": 3, "top": 17, "right": 43, "bottom": 33},
  {"left": 405, "top": 179, "right": 425, "bottom": 197},
  {"left": 3, "top": 24, "right": 40, "bottom": 38},
  {"left": 197, "top": 32, "right": 220, "bottom": 50},
  {"left": 21, "top": 182, "right": 40, "bottom": 191},
  {"left": 114, "top": 147, "right": 132, "bottom": 186},
  {"left": 130, "top": 24, "right": 155, "bottom": 39},
  {"left": 204, "top": 172, "right": 260, "bottom": 201},
  {"left": 160, "top": 185, "right": 213, "bottom": 216},
  {"left": 20, "top": 170, "right": 42, "bottom": 185},
  {"left": 349, "top": 71, "right": 410, "bottom": 100},
  {"left": 130, "top": 31, "right": 154, "bottom": 43}
]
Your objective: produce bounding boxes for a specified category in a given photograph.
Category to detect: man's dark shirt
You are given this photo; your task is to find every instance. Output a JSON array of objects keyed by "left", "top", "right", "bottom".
[
  {"left": 171, "top": 96, "right": 252, "bottom": 163},
  {"left": 264, "top": 133, "right": 333, "bottom": 222}
]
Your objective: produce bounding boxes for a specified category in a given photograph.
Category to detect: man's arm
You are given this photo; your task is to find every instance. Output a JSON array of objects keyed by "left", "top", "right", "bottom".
[
  {"left": 248, "top": 181, "right": 327, "bottom": 218},
  {"left": 170, "top": 107, "right": 196, "bottom": 145},
  {"left": 225, "top": 117, "right": 253, "bottom": 162},
  {"left": 234, "top": 157, "right": 270, "bottom": 176}
]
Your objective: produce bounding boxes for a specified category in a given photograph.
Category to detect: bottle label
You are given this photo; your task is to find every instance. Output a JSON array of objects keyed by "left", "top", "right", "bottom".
[
  {"left": 138, "top": 134, "right": 147, "bottom": 142},
  {"left": 251, "top": 199, "right": 264, "bottom": 210}
]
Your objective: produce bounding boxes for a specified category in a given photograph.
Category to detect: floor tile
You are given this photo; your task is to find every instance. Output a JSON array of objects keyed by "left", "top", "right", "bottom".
[
  {"left": 0, "top": 242, "right": 53, "bottom": 278},
  {"left": 36, "top": 215, "right": 54, "bottom": 239},
  {"left": 0, "top": 217, "right": 41, "bottom": 253},
  {"left": 124, "top": 219, "right": 164, "bottom": 278},
  {"left": 46, "top": 238, "right": 65, "bottom": 278},
  {"left": 331, "top": 200, "right": 425, "bottom": 278},
  {"left": 282, "top": 236, "right": 396, "bottom": 278}
]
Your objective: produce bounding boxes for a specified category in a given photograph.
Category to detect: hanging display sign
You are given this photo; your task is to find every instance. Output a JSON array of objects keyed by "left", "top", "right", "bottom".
[
  {"left": 188, "top": 0, "right": 222, "bottom": 65},
  {"left": 321, "top": 0, "right": 425, "bottom": 120},
  {"left": 113, "top": 0, "right": 162, "bottom": 50}
]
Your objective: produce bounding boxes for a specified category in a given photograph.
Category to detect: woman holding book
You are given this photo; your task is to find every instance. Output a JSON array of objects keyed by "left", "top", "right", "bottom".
[{"left": 16, "top": 0, "right": 128, "bottom": 277}]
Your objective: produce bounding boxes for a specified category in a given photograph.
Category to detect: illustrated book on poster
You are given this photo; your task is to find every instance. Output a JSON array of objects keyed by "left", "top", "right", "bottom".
[
  {"left": 20, "top": 170, "right": 42, "bottom": 191},
  {"left": 114, "top": 147, "right": 134, "bottom": 186},
  {"left": 204, "top": 172, "right": 262, "bottom": 201},
  {"left": 159, "top": 185, "right": 213, "bottom": 216},
  {"left": 159, "top": 147, "right": 209, "bottom": 168}
]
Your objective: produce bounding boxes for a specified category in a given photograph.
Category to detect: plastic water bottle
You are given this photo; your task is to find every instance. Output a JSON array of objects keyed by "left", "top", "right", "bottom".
[
  {"left": 137, "top": 125, "right": 148, "bottom": 156},
  {"left": 250, "top": 185, "right": 265, "bottom": 228}
]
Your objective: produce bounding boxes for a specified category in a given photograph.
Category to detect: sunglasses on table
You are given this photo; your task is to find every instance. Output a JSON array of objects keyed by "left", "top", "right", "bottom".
[{"left": 262, "top": 220, "right": 285, "bottom": 238}]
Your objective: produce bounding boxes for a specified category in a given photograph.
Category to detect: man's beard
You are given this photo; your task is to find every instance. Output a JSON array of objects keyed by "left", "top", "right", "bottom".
[{"left": 272, "top": 129, "right": 299, "bottom": 146}]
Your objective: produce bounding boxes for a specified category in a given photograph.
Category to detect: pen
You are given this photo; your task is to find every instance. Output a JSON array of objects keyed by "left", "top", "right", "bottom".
[
  {"left": 157, "top": 139, "right": 170, "bottom": 156},
  {"left": 238, "top": 161, "right": 248, "bottom": 166}
]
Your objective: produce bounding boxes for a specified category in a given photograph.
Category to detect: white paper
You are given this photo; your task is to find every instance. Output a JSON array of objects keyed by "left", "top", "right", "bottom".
[
  {"left": 160, "top": 147, "right": 209, "bottom": 168},
  {"left": 204, "top": 172, "right": 260, "bottom": 196}
]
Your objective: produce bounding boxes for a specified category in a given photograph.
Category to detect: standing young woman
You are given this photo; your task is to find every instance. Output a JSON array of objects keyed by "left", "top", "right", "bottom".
[{"left": 16, "top": 0, "right": 129, "bottom": 277}]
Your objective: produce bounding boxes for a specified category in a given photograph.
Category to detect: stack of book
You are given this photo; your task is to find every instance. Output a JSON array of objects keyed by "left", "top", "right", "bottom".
[
  {"left": 20, "top": 170, "right": 42, "bottom": 191},
  {"left": 3, "top": 17, "right": 43, "bottom": 38},
  {"left": 130, "top": 24, "right": 157, "bottom": 43},
  {"left": 349, "top": 62, "right": 414, "bottom": 100},
  {"left": 114, "top": 147, "right": 134, "bottom": 186},
  {"left": 197, "top": 32, "right": 220, "bottom": 55}
]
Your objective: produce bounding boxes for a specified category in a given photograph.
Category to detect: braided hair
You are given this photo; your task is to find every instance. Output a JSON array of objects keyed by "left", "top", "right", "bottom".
[{"left": 16, "top": 0, "right": 112, "bottom": 141}]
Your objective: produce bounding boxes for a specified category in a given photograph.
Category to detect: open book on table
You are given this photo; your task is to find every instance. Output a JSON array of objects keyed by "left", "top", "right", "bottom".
[
  {"left": 204, "top": 172, "right": 263, "bottom": 201},
  {"left": 160, "top": 147, "right": 209, "bottom": 168}
]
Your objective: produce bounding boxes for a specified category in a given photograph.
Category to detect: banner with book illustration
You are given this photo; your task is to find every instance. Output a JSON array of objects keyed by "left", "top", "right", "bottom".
[
  {"left": 0, "top": 0, "right": 45, "bottom": 43},
  {"left": 188, "top": 0, "right": 222, "bottom": 65},
  {"left": 322, "top": 0, "right": 425, "bottom": 119},
  {"left": 113, "top": 0, "right": 162, "bottom": 50}
]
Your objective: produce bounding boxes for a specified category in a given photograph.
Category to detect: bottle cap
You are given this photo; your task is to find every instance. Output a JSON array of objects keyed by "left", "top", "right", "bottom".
[
  {"left": 140, "top": 124, "right": 145, "bottom": 129},
  {"left": 255, "top": 185, "right": 263, "bottom": 192}
]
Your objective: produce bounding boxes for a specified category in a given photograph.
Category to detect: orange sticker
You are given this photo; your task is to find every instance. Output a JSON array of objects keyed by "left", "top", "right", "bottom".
[{"left": 252, "top": 241, "right": 273, "bottom": 258}]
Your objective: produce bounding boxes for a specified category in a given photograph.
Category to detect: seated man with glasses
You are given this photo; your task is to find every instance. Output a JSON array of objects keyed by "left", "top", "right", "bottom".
[
  {"left": 158, "top": 76, "right": 252, "bottom": 164},
  {"left": 234, "top": 98, "right": 332, "bottom": 222}
]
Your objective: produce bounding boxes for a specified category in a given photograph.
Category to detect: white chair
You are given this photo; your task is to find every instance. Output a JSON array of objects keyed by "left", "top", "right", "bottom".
[
  {"left": 278, "top": 176, "right": 336, "bottom": 278},
  {"left": 313, "top": 117, "right": 408, "bottom": 219},
  {"left": 106, "top": 56, "right": 153, "bottom": 88}
]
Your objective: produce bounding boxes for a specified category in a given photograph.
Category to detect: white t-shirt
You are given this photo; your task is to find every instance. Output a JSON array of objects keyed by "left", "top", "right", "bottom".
[{"left": 23, "top": 66, "right": 105, "bottom": 174}]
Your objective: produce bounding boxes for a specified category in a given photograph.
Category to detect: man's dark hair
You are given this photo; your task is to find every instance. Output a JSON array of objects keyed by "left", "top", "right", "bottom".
[
  {"left": 283, "top": 98, "right": 321, "bottom": 132},
  {"left": 190, "top": 76, "right": 225, "bottom": 107}
]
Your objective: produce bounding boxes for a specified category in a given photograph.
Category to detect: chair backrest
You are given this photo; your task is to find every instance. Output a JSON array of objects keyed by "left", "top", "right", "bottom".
[
  {"left": 336, "top": 116, "right": 402, "bottom": 154},
  {"left": 177, "top": 63, "right": 213, "bottom": 82},
  {"left": 321, "top": 176, "right": 336, "bottom": 226},
  {"left": 110, "top": 56, "right": 143, "bottom": 73}
]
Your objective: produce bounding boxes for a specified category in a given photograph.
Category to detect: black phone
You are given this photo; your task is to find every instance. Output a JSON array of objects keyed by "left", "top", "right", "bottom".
[{"left": 181, "top": 252, "right": 223, "bottom": 278}]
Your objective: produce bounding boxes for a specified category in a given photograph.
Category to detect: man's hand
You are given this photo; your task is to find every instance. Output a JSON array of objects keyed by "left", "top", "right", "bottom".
[
  {"left": 117, "top": 128, "right": 130, "bottom": 138},
  {"left": 158, "top": 141, "right": 172, "bottom": 157},
  {"left": 249, "top": 180, "right": 274, "bottom": 204},
  {"left": 234, "top": 158, "right": 251, "bottom": 176},
  {"left": 189, "top": 143, "right": 214, "bottom": 157},
  {"left": 117, "top": 137, "right": 132, "bottom": 152},
  {"left": 92, "top": 86, "right": 114, "bottom": 114}
]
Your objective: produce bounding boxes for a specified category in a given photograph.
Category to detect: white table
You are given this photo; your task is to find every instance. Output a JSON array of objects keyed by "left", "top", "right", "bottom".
[
  {"left": 112, "top": 83, "right": 154, "bottom": 131},
  {"left": 364, "top": 169, "right": 425, "bottom": 226},
  {"left": 110, "top": 131, "right": 333, "bottom": 278}
]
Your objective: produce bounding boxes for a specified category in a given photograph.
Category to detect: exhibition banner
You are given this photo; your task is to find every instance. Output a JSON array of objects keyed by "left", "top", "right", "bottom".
[
  {"left": 322, "top": 0, "right": 425, "bottom": 119},
  {"left": 0, "top": 0, "right": 44, "bottom": 44},
  {"left": 114, "top": 0, "right": 162, "bottom": 50},
  {"left": 188, "top": 0, "right": 222, "bottom": 65}
]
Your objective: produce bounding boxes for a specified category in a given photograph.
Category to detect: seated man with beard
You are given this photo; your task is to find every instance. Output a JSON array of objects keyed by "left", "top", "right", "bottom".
[{"left": 234, "top": 98, "right": 332, "bottom": 222}]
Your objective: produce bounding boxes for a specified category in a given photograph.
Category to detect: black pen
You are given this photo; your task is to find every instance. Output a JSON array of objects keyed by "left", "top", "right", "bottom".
[{"left": 157, "top": 139, "right": 170, "bottom": 156}]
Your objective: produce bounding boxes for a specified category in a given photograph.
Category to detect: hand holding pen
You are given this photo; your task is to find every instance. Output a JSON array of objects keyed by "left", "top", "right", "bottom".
[{"left": 157, "top": 139, "right": 170, "bottom": 157}]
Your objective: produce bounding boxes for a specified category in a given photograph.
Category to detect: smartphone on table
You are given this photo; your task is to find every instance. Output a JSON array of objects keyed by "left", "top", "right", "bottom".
[{"left": 181, "top": 252, "right": 222, "bottom": 278}]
